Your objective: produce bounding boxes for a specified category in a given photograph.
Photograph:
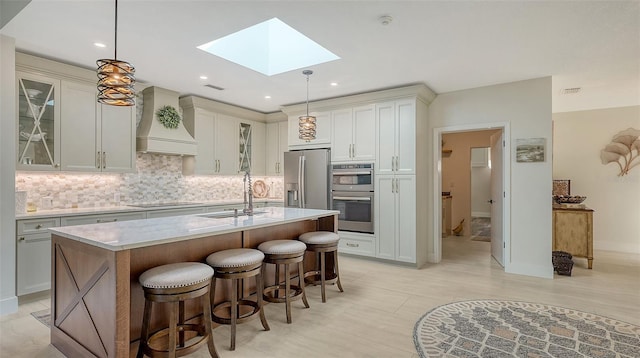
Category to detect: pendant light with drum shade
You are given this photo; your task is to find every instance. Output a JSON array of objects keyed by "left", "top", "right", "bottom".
[
  {"left": 96, "top": 0, "right": 135, "bottom": 106},
  {"left": 299, "top": 70, "right": 316, "bottom": 141}
]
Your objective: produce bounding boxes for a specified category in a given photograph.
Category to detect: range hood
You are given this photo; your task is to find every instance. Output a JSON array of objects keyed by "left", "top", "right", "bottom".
[{"left": 137, "top": 86, "right": 197, "bottom": 155}]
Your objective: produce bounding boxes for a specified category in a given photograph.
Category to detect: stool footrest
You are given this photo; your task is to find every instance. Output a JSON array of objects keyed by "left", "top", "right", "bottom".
[
  {"left": 212, "top": 299, "right": 261, "bottom": 325},
  {"left": 304, "top": 271, "right": 339, "bottom": 286},
  {"left": 263, "top": 285, "right": 304, "bottom": 303},
  {"left": 142, "top": 324, "right": 209, "bottom": 357}
]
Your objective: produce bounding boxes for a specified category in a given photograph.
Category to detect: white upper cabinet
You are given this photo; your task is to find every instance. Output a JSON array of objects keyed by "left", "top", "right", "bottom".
[
  {"left": 331, "top": 105, "right": 375, "bottom": 163},
  {"left": 287, "top": 111, "right": 331, "bottom": 149},
  {"left": 376, "top": 99, "right": 416, "bottom": 175},
  {"left": 266, "top": 121, "right": 287, "bottom": 175},
  {"left": 16, "top": 72, "right": 61, "bottom": 171},
  {"left": 250, "top": 121, "right": 266, "bottom": 175},
  {"left": 183, "top": 109, "right": 238, "bottom": 175},
  {"left": 59, "top": 81, "right": 135, "bottom": 173}
]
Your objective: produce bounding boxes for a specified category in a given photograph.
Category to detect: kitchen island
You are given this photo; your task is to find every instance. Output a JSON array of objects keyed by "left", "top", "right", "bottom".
[{"left": 49, "top": 207, "right": 338, "bottom": 358}]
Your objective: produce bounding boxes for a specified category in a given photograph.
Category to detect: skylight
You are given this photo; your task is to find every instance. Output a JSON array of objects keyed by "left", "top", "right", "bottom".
[{"left": 197, "top": 18, "right": 339, "bottom": 76}]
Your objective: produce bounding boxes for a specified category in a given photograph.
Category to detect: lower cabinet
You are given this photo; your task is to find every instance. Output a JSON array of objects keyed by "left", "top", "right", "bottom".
[
  {"left": 16, "top": 217, "right": 60, "bottom": 295},
  {"left": 146, "top": 207, "right": 205, "bottom": 219},
  {"left": 338, "top": 231, "right": 375, "bottom": 257},
  {"left": 61, "top": 211, "right": 147, "bottom": 226},
  {"left": 375, "top": 175, "right": 416, "bottom": 263}
]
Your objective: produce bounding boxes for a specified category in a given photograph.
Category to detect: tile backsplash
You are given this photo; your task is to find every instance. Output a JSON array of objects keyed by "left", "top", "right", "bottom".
[{"left": 16, "top": 153, "right": 283, "bottom": 210}]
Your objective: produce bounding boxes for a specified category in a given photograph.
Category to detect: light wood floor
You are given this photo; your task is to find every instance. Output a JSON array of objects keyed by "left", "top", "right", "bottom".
[{"left": 1, "top": 235, "right": 638, "bottom": 357}]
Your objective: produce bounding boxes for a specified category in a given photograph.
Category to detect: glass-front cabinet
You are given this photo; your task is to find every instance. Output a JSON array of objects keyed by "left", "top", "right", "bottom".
[
  {"left": 17, "top": 72, "right": 61, "bottom": 170},
  {"left": 239, "top": 122, "right": 252, "bottom": 173}
]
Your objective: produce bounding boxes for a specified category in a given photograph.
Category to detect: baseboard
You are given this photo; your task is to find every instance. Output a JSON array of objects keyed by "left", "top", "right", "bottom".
[
  {"left": 472, "top": 211, "right": 491, "bottom": 218},
  {"left": 505, "top": 262, "right": 553, "bottom": 279},
  {"left": 594, "top": 241, "right": 640, "bottom": 255},
  {"left": 0, "top": 295, "right": 18, "bottom": 316}
]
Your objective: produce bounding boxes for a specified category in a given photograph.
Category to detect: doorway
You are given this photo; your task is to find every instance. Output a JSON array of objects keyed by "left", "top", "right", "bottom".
[
  {"left": 470, "top": 147, "right": 492, "bottom": 242},
  {"left": 432, "top": 122, "right": 511, "bottom": 270}
]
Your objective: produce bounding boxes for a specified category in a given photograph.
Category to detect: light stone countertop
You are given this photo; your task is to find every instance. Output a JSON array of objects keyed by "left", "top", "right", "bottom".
[
  {"left": 49, "top": 207, "right": 338, "bottom": 251},
  {"left": 15, "top": 198, "right": 284, "bottom": 220}
]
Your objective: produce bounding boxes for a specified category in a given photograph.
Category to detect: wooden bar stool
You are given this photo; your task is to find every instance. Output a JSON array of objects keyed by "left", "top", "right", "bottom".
[
  {"left": 137, "top": 262, "right": 217, "bottom": 358},
  {"left": 298, "top": 231, "right": 344, "bottom": 303},
  {"left": 205, "top": 248, "right": 269, "bottom": 351},
  {"left": 258, "top": 240, "right": 310, "bottom": 323}
]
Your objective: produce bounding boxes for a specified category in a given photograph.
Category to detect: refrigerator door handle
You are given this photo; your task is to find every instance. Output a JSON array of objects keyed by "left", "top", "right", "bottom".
[{"left": 300, "top": 155, "right": 306, "bottom": 208}]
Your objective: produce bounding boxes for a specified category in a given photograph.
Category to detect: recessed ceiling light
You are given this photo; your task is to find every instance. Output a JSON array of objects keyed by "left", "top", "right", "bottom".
[
  {"left": 197, "top": 17, "right": 340, "bottom": 76},
  {"left": 199, "top": 75, "right": 208, "bottom": 80},
  {"left": 264, "top": 95, "right": 271, "bottom": 99},
  {"left": 330, "top": 82, "right": 338, "bottom": 86},
  {"left": 94, "top": 42, "right": 106, "bottom": 48}
]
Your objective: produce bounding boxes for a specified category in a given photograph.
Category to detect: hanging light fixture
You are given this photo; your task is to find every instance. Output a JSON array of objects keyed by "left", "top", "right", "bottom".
[
  {"left": 96, "top": 0, "right": 135, "bottom": 106},
  {"left": 298, "top": 70, "right": 316, "bottom": 141}
]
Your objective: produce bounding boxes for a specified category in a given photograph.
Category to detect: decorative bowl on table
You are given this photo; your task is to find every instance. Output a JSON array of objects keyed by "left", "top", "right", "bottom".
[{"left": 553, "top": 195, "right": 586, "bottom": 204}]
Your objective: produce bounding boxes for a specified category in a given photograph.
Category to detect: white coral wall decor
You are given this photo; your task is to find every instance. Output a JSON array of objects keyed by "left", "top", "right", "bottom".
[{"left": 600, "top": 128, "right": 640, "bottom": 176}]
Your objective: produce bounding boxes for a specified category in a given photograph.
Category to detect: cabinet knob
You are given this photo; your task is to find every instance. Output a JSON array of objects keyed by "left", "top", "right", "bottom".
[
  {"left": 35, "top": 224, "right": 42, "bottom": 229},
  {"left": 18, "top": 237, "right": 25, "bottom": 242},
  {"left": 54, "top": 163, "right": 60, "bottom": 168}
]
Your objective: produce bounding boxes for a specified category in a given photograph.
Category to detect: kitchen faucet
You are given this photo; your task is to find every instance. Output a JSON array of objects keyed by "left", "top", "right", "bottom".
[{"left": 243, "top": 171, "right": 253, "bottom": 216}]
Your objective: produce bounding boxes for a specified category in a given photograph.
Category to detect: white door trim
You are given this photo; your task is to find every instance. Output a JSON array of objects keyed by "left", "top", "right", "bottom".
[{"left": 431, "top": 122, "right": 511, "bottom": 272}]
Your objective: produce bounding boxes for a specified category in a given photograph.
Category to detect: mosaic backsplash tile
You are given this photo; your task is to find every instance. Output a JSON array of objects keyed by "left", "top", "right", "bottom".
[{"left": 16, "top": 153, "right": 283, "bottom": 211}]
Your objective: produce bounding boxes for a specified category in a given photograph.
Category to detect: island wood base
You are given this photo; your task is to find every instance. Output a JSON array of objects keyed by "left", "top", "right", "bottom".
[{"left": 51, "top": 214, "right": 336, "bottom": 357}]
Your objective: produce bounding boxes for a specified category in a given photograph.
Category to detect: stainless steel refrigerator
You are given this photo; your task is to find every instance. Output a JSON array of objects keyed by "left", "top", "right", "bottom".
[{"left": 284, "top": 148, "right": 331, "bottom": 209}]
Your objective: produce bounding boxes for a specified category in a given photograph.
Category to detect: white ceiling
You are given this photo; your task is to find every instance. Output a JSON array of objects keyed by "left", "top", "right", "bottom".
[{"left": 2, "top": 0, "right": 639, "bottom": 114}]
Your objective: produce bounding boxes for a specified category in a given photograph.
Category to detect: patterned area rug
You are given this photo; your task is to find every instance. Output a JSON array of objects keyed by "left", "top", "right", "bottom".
[
  {"left": 30, "top": 308, "right": 51, "bottom": 328},
  {"left": 413, "top": 300, "right": 640, "bottom": 358},
  {"left": 471, "top": 217, "right": 491, "bottom": 242}
]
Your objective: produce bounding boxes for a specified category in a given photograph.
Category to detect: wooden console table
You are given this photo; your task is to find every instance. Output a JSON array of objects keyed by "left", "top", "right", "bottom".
[{"left": 552, "top": 206, "right": 594, "bottom": 269}]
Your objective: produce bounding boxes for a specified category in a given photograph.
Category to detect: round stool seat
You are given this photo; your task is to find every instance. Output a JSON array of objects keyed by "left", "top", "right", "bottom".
[
  {"left": 258, "top": 240, "right": 306, "bottom": 255},
  {"left": 206, "top": 248, "right": 264, "bottom": 268},
  {"left": 139, "top": 262, "right": 214, "bottom": 289},
  {"left": 299, "top": 231, "right": 339, "bottom": 245}
]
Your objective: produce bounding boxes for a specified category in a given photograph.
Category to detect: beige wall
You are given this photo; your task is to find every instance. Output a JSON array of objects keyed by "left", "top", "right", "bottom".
[
  {"left": 553, "top": 106, "right": 640, "bottom": 254},
  {"left": 442, "top": 130, "right": 498, "bottom": 235}
]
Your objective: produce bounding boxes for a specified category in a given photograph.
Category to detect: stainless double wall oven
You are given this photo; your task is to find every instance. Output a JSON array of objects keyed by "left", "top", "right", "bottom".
[{"left": 331, "top": 163, "right": 374, "bottom": 234}]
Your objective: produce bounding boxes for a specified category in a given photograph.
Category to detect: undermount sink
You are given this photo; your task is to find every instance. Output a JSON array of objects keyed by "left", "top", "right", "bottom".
[{"left": 198, "top": 210, "right": 266, "bottom": 219}]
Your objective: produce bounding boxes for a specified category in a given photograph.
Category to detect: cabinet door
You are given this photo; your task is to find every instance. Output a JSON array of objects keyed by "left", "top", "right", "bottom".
[
  {"left": 376, "top": 101, "right": 396, "bottom": 175},
  {"left": 396, "top": 176, "right": 416, "bottom": 263},
  {"left": 60, "top": 81, "right": 99, "bottom": 171},
  {"left": 100, "top": 104, "right": 135, "bottom": 172},
  {"left": 266, "top": 122, "right": 280, "bottom": 176},
  {"left": 251, "top": 121, "right": 266, "bottom": 175},
  {"left": 395, "top": 99, "right": 416, "bottom": 175},
  {"left": 215, "top": 115, "right": 239, "bottom": 174},
  {"left": 352, "top": 104, "right": 375, "bottom": 161},
  {"left": 238, "top": 122, "right": 252, "bottom": 173},
  {"left": 288, "top": 111, "right": 331, "bottom": 148},
  {"left": 17, "top": 232, "right": 51, "bottom": 295},
  {"left": 331, "top": 109, "right": 353, "bottom": 162},
  {"left": 17, "top": 72, "right": 61, "bottom": 170},
  {"left": 277, "top": 121, "right": 288, "bottom": 174},
  {"left": 194, "top": 110, "right": 216, "bottom": 174},
  {"left": 375, "top": 176, "right": 396, "bottom": 260}
]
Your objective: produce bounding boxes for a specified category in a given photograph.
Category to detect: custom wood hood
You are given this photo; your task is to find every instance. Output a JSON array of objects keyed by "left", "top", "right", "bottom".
[{"left": 136, "top": 86, "right": 198, "bottom": 156}]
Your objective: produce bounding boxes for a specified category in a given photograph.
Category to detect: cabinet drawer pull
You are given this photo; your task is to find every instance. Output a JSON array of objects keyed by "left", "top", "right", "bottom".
[
  {"left": 35, "top": 224, "right": 42, "bottom": 229},
  {"left": 97, "top": 218, "right": 118, "bottom": 223},
  {"left": 18, "top": 237, "right": 25, "bottom": 242},
  {"left": 346, "top": 242, "right": 359, "bottom": 248}
]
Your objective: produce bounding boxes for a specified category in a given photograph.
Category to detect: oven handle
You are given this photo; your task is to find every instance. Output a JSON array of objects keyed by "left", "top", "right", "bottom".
[
  {"left": 332, "top": 171, "right": 372, "bottom": 176},
  {"left": 332, "top": 196, "right": 372, "bottom": 201}
]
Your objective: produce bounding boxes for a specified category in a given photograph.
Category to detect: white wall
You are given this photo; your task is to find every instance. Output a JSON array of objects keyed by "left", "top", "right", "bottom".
[
  {"left": 0, "top": 35, "right": 17, "bottom": 315},
  {"left": 553, "top": 106, "right": 640, "bottom": 254},
  {"left": 429, "top": 77, "right": 554, "bottom": 278}
]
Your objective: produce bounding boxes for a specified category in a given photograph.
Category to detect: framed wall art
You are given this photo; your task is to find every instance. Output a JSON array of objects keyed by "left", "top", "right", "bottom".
[{"left": 516, "top": 138, "right": 546, "bottom": 163}]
